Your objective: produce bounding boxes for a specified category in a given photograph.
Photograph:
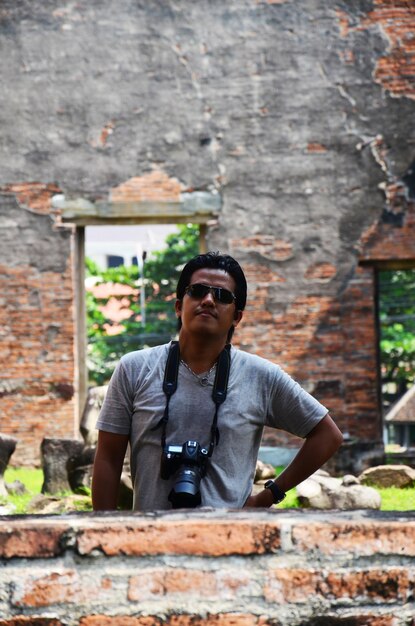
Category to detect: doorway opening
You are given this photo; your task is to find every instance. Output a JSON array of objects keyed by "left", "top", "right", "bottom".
[
  {"left": 378, "top": 267, "right": 415, "bottom": 449},
  {"left": 62, "top": 185, "right": 219, "bottom": 428},
  {"left": 84, "top": 223, "right": 200, "bottom": 387}
]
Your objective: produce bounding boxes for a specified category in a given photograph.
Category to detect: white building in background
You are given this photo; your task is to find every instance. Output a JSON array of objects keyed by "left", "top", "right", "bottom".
[{"left": 85, "top": 224, "right": 179, "bottom": 268}]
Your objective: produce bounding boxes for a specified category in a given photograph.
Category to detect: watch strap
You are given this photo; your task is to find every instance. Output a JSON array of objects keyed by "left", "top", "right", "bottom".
[{"left": 264, "top": 479, "right": 286, "bottom": 504}]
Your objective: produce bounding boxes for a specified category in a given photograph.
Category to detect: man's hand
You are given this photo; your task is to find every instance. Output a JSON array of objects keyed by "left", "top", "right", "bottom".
[{"left": 244, "top": 488, "right": 275, "bottom": 508}]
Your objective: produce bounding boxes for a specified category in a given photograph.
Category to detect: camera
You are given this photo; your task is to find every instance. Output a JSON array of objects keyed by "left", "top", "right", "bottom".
[{"left": 160, "top": 440, "right": 209, "bottom": 508}]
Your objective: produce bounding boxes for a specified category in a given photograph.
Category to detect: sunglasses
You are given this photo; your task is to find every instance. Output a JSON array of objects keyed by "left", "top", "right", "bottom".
[{"left": 184, "top": 283, "right": 236, "bottom": 305}]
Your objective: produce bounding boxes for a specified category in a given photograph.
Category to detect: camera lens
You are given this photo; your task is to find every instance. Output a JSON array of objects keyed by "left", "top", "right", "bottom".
[{"left": 168, "top": 466, "right": 202, "bottom": 508}]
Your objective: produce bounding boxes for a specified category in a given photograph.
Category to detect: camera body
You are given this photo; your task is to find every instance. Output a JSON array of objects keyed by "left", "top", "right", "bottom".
[{"left": 160, "top": 440, "right": 209, "bottom": 508}]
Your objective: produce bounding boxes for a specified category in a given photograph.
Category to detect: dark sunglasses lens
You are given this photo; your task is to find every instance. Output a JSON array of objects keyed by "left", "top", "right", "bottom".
[
  {"left": 188, "top": 284, "right": 210, "bottom": 299},
  {"left": 188, "top": 283, "right": 234, "bottom": 304},
  {"left": 216, "top": 288, "right": 234, "bottom": 304}
]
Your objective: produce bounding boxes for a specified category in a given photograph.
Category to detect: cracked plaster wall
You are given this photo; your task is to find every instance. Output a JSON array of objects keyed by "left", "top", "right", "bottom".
[{"left": 0, "top": 0, "right": 414, "bottom": 464}]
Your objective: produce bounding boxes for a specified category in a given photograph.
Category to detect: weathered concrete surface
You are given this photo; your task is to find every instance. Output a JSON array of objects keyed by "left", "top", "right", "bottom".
[{"left": 0, "top": 1, "right": 414, "bottom": 462}]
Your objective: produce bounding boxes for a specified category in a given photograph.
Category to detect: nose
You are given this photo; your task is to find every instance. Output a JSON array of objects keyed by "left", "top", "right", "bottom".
[{"left": 200, "top": 288, "right": 215, "bottom": 305}]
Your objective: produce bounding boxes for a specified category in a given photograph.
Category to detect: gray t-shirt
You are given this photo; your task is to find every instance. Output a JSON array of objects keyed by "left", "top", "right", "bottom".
[{"left": 96, "top": 342, "right": 327, "bottom": 511}]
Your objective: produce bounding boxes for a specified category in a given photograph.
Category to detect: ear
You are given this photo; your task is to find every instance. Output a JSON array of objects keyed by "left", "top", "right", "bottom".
[
  {"left": 175, "top": 299, "right": 182, "bottom": 318},
  {"left": 233, "top": 310, "right": 243, "bottom": 327}
]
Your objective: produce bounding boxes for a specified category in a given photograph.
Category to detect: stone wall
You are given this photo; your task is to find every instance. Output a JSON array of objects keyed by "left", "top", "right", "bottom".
[
  {"left": 0, "top": 510, "right": 414, "bottom": 625},
  {"left": 1, "top": 1, "right": 415, "bottom": 463}
]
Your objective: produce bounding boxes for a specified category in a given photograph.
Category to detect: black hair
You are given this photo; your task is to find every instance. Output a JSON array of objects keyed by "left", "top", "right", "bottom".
[{"left": 176, "top": 251, "right": 247, "bottom": 342}]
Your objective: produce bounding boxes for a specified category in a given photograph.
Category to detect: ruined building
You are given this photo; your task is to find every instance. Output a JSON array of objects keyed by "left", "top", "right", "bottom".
[{"left": 0, "top": 1, "right": 414, "bottom": 465}]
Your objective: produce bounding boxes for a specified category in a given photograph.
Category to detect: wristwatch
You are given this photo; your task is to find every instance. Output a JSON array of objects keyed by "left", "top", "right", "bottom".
[{"left": 264, "top": 479, "right": 286, "bottom": 504}]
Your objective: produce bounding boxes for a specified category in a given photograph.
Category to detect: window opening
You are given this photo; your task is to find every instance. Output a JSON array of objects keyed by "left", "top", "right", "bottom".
[
  {"left": 378, "top": 268, "right": 415, "bottom": 449},
  {"left": 107, "top": 254, "right": 125, "bottom": 268}
]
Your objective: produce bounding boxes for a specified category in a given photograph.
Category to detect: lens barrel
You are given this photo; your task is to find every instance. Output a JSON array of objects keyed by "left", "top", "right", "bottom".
[{"left": 168, "top": 466, "right": 202, "bottom": 508}]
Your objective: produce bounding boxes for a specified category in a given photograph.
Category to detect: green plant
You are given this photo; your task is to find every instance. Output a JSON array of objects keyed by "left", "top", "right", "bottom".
[{"left": 378, "top": 269, "right": 415, "bottom": 408}]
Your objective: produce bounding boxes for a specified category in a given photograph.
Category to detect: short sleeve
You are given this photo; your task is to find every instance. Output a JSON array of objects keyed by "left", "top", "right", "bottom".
[{"left": 266, "top": 366, "right": 328, "bottom": 438}]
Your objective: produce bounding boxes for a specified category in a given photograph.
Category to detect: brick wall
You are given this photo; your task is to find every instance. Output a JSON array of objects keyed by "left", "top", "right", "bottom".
[
  {"left": 0, "top": 510, "right": 414, "bottom": 625},
  {"left": 231, "top": 243, "right": 380, "bottom": 446},
  {"left": 338, "top": 0, "right": 415, "bottom": 99},
  {"left": 0, "top": 188, "right": 76, "bottom": 465},
  {"left": 1, "top": 1, "right": 415, "bottom": 464}
]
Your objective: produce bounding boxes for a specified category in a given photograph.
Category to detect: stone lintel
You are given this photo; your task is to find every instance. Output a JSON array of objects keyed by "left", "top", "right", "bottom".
[{"left": 54, "top": 191, "right": 221, "bottom": 225}]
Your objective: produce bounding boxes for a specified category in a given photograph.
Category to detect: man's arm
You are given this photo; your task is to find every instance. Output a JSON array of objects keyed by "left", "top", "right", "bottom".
[
  {"left": 245, "top": 413, "right": 343, "bottom": 508},
  {"left": 92, "top": 430, "right": 130, "bottom": 511}
]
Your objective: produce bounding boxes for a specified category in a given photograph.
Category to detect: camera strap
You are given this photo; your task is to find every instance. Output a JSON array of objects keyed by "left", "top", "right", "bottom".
[
  {"left": 151, "top": 340, "right": 181, "bottom": 449},
  {"left": 152, "top": 340, "right": 231, "bottom": 455},
  {"left": 209, "top": 342, "right": 231, "bottom": 456}
]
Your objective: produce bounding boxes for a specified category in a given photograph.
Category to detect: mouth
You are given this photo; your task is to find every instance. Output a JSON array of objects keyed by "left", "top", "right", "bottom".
[{"left": 196, "top": 309, "right": 217, "bottom": 319}]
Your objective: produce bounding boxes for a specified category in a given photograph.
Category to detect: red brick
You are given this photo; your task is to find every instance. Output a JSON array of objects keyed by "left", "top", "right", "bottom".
[
  {"left": 360, "top": 205, "right": 415, "bottom": 262},
  {"left": 264, "top": 568, "right": 318, "bottom": 603},
  {"left": 0, "top": 261, "right": 75, "bottom": 466},
  {"left": 1, "top": 182, "right": 60, "bottom": 214},
  {"left": 304, "top": 262, "right": 337, "bottom": 281},
  {"left": 264, "top": 567, "right": 411, "bottom": 604},
  {"left": 292, "top": 521, "right": 415, "bottom": 556},
  {"left": 230, "top": 236, "right": 293, "bottom": 262},
  {"left": 337, "top": 2, "right": 415, "bottom": 98},
  {"left": 0, "top": 521, "right": 70, "bottom": 558},
  {"left": 11, "top": 568, "right": 111, "bottom": 608},
  {"left": 111, "top": 170, "right": 183, "bottom": 203},
  {"left": 76, "top": 519, "right": 281, "bottom": 556},
  {"left": 307, "top": 143, "right": 328, "bottom": 153},
  {"left": 322, "top": 568, "right": 411, "bottom": 601},
  {"left": 128, "top": 568, "right": 251, "bottom": 602}
]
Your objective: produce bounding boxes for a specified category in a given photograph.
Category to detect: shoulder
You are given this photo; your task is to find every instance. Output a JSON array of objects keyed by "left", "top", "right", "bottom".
[
  {"left": 117, "top": 343, "right": 171, "bottom": 379},
  {"left": 230, "top": 346, "right": 313, "bottom": 395},
  {"left": 230, "top": 346, "right": 281, "bottom": 374},
  {"left": 229, "top": 346, "right": 288, "bottom": 391},
  {"left": 120, "top": 342, "right": 170, "bottom": 366}
]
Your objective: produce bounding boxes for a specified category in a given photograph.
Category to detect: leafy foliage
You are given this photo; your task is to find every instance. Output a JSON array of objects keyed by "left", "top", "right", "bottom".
[
  {"left": 86, "top": 224, "right": 199, "bottom": 385},
  {"left": 378, "top": 269, "right": 415, "bottom": 408}
]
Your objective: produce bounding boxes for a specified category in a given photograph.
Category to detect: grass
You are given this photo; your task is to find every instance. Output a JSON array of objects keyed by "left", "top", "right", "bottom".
[
  {"left": 2, "top": 467, "right": 44, "bottom": 513},
  {"left": 5, "top": 466, "right": 43, "bottom": 492},
  {"left": 376, "top": 486, "right": 415, "bottom": 511},
  {"left": 2, "top": 467, "right": 93, "bottom": 514},
  {"left": 275, "top": 485, "right": 415, "bottom": 511},
  {"left": 273, "top": 466, "right": 415, "bottom": 511},
  {"left": 2, "top": 467, "right": 415, "bottom": 513}
]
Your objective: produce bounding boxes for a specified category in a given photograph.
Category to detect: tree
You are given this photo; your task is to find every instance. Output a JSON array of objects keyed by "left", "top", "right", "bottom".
[
  {"left": 86, "top": 224, "right": 199, "bottom": 385},
  {"left": 378, "top": 269, "right": 415, "bottom": 409}
]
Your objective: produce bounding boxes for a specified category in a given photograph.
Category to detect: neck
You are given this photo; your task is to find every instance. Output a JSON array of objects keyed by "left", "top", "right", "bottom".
[{"left": 178, "top": 332, "right": 228, "bottom": 374}]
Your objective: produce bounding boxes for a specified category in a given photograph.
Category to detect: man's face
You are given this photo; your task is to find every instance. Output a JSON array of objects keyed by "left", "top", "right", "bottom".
[{"left": 175, "top": 268, "right": 243, "bottom": 340}]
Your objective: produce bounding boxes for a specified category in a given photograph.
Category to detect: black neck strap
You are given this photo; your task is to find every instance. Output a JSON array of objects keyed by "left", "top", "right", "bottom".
[
  {"left": 209, "top": 343, "right": 231, "bottom": 455},
  {"left": 152, "top": 341, "right": 231, "bottom": 455}
]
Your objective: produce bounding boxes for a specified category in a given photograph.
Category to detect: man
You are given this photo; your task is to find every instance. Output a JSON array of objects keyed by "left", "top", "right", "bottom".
[{"left": 92, "top": 252, "right": 343, "bottom": 511}]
